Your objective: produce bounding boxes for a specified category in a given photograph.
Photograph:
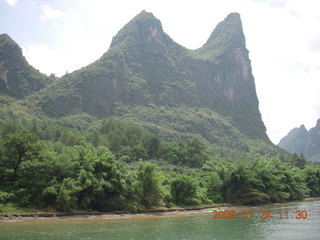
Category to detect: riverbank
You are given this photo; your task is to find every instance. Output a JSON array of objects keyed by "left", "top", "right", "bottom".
[
  {"left": 0, "top": 204, "right": 230, "bottom": 223},
  {"left": 1, "top": 197, "right": 320, "bottom": 223}
]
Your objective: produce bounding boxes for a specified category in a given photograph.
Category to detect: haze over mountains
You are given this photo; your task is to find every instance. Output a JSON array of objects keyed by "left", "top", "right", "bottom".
[
  {"left": 0, "top": 11, "right": 282, "bottom": 158},
  {"left": 278, "top": 119, "right": 320, "bottom": 162}
]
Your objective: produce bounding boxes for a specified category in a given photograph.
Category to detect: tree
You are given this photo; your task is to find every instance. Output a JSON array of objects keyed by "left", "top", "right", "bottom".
[
  {"left": 76, "top": 145, "right": 135, "bottom": 211},
  {"left": 184, "top": 137, "right": 208, "bottom": 168},
  {"left": 206, "top": 172, "right": 223, "bottom": 202},
  {"left": 137, "top": 161, "right": 163, "bottom": 207},
  {"left": 15, "top": 144, "right": 55, "bottom": 206},
  {"left": 223, "top": 161, "right": 269, "bottom": 204},
  {"left": 171, "top": 175, "right": 198, "bottom": 205},
  {"left": 147, "top": 136, "right": 161, "bottom": 159},
  {"left": 57, "top": 178, "right": 81, "bottom": 212},
  {"left": 255, "top": 160, "right": 289, "bottom": 202},
  {"left": 292, "top": 153, "right": 306, "bottom": 169},
  {"left": 1, "top": 129, "right": 39, "bottom": 181}
]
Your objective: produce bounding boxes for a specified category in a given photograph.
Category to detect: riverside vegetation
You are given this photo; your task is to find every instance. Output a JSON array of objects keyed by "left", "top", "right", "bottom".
[{"left": 0, "top": 119, "right": 319, "bottom": 213}]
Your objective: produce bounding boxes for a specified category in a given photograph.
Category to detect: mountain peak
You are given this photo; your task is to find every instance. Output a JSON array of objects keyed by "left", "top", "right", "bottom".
[
  {"left": 0, "top": 33, "right": 15, "bottom": 42},
  {"left": 129, "top": 10, "right": 159, "bottom": 24},
  {"left": 137, "top": 10, "right": 155, "bottom": 18},
  {"left": 202, "top": 12, "right": 245, "bottom": 50},
  {"left": 299, "top": 124, "right": 307, "bottom": 131},
  {"left": 278, "top": 120, "right": 320, "bottom": 161},
  {"left": 109, "top": 10, "right": 164, "bottom": 48},
  {"left": 0, "top": 34, "right": 51, "bottom": 98},
  {"left": 0, "top": 33, "right": 23, "bottom": 57},
  {"left": 0, "top": 33, "right": 13, "bottom": 42}
]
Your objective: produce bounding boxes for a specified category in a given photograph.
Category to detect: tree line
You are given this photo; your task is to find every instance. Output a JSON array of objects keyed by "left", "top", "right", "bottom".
[{"left": 0, "top": 119, "right": 319, "bottom": 212}]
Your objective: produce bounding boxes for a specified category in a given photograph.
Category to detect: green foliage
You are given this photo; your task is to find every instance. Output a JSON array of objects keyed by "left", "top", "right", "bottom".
[
  {"left": 0, "top": 191, "right": 14, "bottom": 204},
  {"left": 206, "top": 172, "right": 223, "bottom": 202},
  {"left": 170, "top": 175, "right": 198, "bottom": 205},
  {"left": 210, "top": 158, "right": 310, "bottom": 204},
  {"left": 57, "top": 178, "right": 81, "bottom": 212},
  {"left": 116, "top": 105, "right": 281, "bottom": 160},
  {"left": 304, "top": 165, "right": 320, "bottom": 196},
  {"left": 0, "top": 202, "right": 40, "bottom": 213},
  {"left": 240, "top": 191, "right": 270, "bottom": 205},
  {"left": 292, "top": 153, "right": 307, "bottom": 169},
  {"left": 1, "top": 128, "right": 39, "bottom": 181},
  {"left": 137, "top": 161, "right": 163, "bottom": 207},
  {"left": 0, "top": 119, "right": 319, "bottom": 212}
]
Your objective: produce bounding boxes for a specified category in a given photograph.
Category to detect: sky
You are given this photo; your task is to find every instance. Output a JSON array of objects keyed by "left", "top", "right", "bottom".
[{"left": 1, "top": 0, "right": 320, "bottom": 144}]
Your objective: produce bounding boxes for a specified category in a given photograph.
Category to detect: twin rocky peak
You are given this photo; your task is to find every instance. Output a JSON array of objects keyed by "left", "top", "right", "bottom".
[
  {"left": 278, "top": 119, "right": 320, "bottom": 161},
  {"left": 0, "top": 11, "right": 270, "bottom": 144}
]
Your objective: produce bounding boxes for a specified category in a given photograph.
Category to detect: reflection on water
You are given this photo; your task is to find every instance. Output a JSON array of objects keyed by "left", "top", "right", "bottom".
[{"left": 1, "top": 200, "right": 319, "bottom": 240}]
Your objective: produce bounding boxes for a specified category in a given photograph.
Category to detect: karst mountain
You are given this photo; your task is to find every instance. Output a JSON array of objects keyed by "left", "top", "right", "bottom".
[{"left": 0, "top": 11, "right": 282, "bottom": 157}]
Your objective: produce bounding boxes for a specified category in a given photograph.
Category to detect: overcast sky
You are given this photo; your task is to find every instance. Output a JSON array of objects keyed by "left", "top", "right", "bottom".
[{"left": 1, "top": 0, "right": 320, "bottom": 144}]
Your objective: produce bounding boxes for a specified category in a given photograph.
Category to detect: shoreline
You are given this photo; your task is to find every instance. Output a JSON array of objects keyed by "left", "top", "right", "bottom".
[
  {"left": 1, "top": 197, "right": 320, "bottom": 223},
  {"left": 0, "top": 204, "right": 231, "bottom": 223}
]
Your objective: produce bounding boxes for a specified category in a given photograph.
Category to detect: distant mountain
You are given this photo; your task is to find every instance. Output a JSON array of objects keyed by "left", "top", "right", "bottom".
[
  {"left": 0, "top": 34, "right": 53, "bottom": 98},
  {"left": 0, "top": 11, "right": 282, "bottom": 158},
  {"left": 278, "top": 119, "right": 320, "bottom": 162}
]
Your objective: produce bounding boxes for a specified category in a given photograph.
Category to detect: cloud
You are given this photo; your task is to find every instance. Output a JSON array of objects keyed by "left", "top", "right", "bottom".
[
  {"left": 40, "top": 4, "right": 67, "bottom": 20},
  {"left": 22, "top": 43, "right": 67, "bottom": 76},
  {"left": 22, "top": 34, "right": 108, "bottom": 77},
  {"left": 251, "top": 0, "right": 285, "bottom": 8},
  {"left": 309, "top": 35, "right": 320, "bottom": 52},
  {"left": 5, "top": 0, "right": 18, "bottom": 6}
]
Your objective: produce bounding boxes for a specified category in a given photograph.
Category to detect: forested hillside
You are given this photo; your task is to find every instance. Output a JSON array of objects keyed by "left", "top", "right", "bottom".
[{"left": 0, "top": 11, "right": 282, "bottom": 160}]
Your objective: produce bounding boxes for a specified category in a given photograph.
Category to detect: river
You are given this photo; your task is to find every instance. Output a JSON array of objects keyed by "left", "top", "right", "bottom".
[{"left": 1, "top": 200, "right": 319, "bottom": 240}]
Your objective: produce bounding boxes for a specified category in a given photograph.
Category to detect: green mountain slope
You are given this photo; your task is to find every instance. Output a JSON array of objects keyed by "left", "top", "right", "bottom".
[
  {"left": 1, "top": 11, "right": 281, "bottom": 158},
  {"left": 278, "top": 119, "right": 320, "bottom": 162},
  {"left": 0, "top": 34, "right": 53, "bottom": 98},
  {"left": 32, "top": 12, "right": 266, "bottom": 139}
]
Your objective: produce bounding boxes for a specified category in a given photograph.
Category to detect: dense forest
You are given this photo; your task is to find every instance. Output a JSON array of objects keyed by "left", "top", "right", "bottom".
[{"left": 1, "top": 119, "right": 319, "bottom": 213}]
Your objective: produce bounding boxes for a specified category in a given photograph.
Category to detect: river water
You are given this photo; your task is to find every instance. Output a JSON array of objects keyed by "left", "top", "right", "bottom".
[{"left": 1, "top": 200, "right": 319, "bottom": 240}]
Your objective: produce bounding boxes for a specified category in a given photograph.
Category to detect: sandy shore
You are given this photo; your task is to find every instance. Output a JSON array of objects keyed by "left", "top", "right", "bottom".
[
  {"left": 1, "top": 197, "right": 320, "bottom": 223},
  {"left": 0, "top": 205, "right": 241, "bottom": 223}
]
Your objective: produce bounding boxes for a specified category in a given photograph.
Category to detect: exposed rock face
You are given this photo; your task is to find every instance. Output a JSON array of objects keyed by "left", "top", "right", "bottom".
[
  {"left": 278, "top": 119, "right": 320, "bottom": 162},
  {"left": 0, "top": 34, "right": 51, "bottom": 98},
  {"left": 194, "top": 13, "right": 264, "bottom": 139}
]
